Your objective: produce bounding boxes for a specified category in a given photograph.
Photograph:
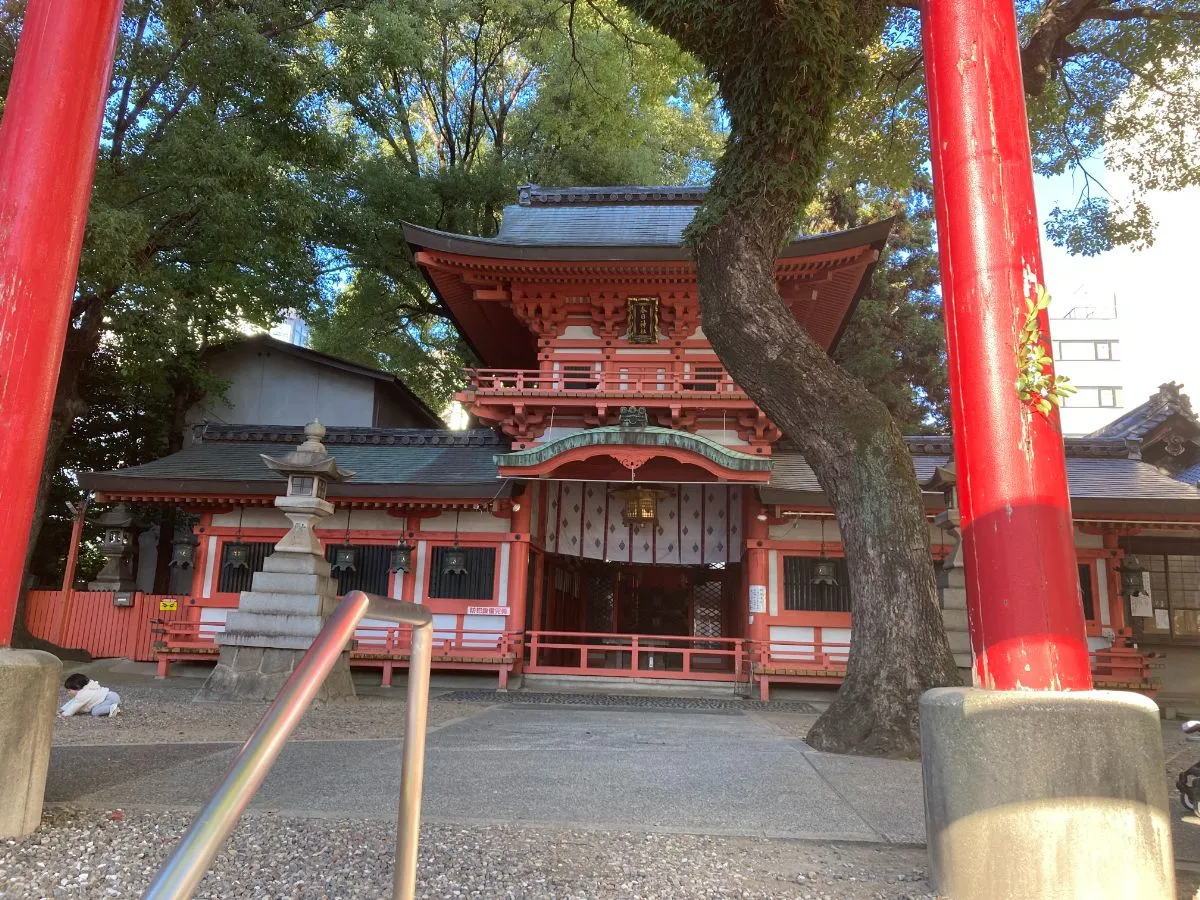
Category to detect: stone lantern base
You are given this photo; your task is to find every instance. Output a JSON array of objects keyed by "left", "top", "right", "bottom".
[{"left": 197, "top": 549, "right": 355, "bottom": 702}]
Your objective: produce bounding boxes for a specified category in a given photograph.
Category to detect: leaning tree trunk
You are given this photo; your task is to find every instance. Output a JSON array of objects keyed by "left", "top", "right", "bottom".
[
  {"left": 694, "top": 211, "right": 959, "bottom": 757},
  {"left": 12, "top": 308, "right": 104, "bottom": 651},
  {"left": 611, "top": 0, "right": 957, "bottom": 757}
]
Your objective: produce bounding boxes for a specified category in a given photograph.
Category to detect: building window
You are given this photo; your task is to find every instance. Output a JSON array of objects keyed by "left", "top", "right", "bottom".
[
  {"left": 217, "top": 541, "right": 275, "bottom": 593},
  {"left": 689, "top": 365, "right": 723, "bottom": 393},
  {"left": 562, "top": 363, "right": 599, "bottom": 391},
  {"left": 1054, "top": 340, "right": 1119, "bottom": 361},
  {"left": 428, "top": 547, "right": 496, "bottom": 600},
  {"left": 323, "top": 544, "right": 392, "bottom": 596},
  {"left": 1061, "top": 386, "right": 1123, "bottom": 408},
  {"left": 1138, "top": 555, "right": 1200, "bottom": 639},
  {"left": 1078, "top": 563, "right": 1095, "bottom": 622},
  {"left": 782, "top": 557, "right": 852, "bottom": 612}
]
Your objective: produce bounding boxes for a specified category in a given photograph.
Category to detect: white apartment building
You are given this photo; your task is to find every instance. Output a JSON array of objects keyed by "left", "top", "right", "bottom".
[{"left": 1049, "top": 293, "right": 1126, "bottom": 436}]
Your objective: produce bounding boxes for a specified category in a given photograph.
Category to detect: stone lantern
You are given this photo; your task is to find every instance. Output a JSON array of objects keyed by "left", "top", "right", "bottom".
[
  {"left": 200, "top": 420, "right": 357, "bottom": 702},
  {"left": 88, "top": 503, "right": 142, "bottom": 592},
  {"left": 260, "top": 420, "right": 353, "bottom": 556}
]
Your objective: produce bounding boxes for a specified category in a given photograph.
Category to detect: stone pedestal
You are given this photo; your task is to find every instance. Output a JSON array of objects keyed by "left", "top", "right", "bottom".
[
  {"left": 921, "top": 687, "right": 1174, "bottom": 899},
  {"left": 198, "top": 550, "right": 355, "bottom": 702},
  {"left": 0, "top": 649, "right": 61, "bottom": 837}
]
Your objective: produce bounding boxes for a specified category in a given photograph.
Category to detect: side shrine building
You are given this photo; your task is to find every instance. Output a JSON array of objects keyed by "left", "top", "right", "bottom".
[{"left": 39, "top": 186, "right": 1200, "bottom": 701}]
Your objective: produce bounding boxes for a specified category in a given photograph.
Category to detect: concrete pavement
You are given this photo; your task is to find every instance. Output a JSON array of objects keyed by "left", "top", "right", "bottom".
[
  {"left": 43, "top": 697, "right": 1200, "bottom": 867},
  {"left": 47, "top": 703, "right": 924, "bottom": 844}
]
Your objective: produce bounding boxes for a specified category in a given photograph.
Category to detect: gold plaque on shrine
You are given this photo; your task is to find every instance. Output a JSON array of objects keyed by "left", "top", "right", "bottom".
[{"left": 627, "top": 297, "right": 659, "bottom": 344}]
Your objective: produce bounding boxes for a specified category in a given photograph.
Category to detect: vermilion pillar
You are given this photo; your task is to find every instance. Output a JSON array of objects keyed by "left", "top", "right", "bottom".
[
  {"left": 0, "top": 1, "right": 124, "bottom": 646},
  {"left": 921, "top": 0, "right": 1091, "bottom": 690},
  {"left": 507, "top": 498, "right": 532, "bottom": 649},
  {"left": 743, "top": 494, "right": 769, "bottom": 645}
]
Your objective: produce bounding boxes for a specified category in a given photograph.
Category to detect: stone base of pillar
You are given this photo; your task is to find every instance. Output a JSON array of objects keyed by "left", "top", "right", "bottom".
[
  {"left": 197, "top": 644, "right": 355, "bottom": 702},
  {"left": 0, "top": 649, "right": 61, "bottom": 837},
  {"left": 921, "top": 687, "right": 1174, "bottom": 899}
]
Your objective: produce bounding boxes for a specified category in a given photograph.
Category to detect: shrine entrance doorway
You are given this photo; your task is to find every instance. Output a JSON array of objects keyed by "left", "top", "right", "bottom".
[{"left": 526, "top": 553, "right": 745, "bottom": 681}]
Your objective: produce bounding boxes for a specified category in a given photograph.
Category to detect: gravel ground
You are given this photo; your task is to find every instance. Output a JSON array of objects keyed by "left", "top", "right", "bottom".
[
  {"left": 0, "top": 808, "right": 938, "bottom": 900},
  {"left": 51, "top": 683, "right": 490, "bottom": 746}
]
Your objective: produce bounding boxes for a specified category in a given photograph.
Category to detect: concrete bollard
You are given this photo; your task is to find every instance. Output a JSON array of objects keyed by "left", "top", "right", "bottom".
[
  {"left": 0, "top": 648, "right": 61, "bottom": 837},
  {"left": 921, "top": 687, "right": 1174, "bottom": 899}
]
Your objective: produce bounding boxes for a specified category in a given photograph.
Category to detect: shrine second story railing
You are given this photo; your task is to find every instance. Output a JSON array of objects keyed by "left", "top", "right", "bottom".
[{"left": 465, "top": 366, "right": 749, "bottom": 398}]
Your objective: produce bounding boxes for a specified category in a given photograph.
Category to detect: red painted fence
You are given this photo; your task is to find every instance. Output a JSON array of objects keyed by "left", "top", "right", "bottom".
[{"left": 24, "top": 590, "right": 189, "bottom": 662}]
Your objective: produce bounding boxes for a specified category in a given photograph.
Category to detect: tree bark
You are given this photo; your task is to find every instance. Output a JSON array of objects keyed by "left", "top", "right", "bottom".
[
  {"left": 12, "top": 308, "right": 104, "bottom": 650},
  {"left": 694, "top": 205, "right": 959, "bottom": 758}
]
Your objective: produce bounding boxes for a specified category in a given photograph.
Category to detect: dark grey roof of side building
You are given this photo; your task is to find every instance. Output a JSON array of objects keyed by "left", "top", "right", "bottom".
[
  {"left": 79, "top": 427, "right": 509, "bottom": 498},
  {"left": 763, "top": 449, "right": 1200, "bottom": 513},
  {"left": 1088, "top": 382, "right": 1200, "bottom": 440}
]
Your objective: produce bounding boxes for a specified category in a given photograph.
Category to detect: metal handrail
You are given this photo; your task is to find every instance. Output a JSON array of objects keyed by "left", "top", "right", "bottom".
[{"left": 142, "top": 590, "right": 434, "bottom": 900}]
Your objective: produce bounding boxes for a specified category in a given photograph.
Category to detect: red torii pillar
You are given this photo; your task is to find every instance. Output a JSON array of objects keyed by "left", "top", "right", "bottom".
[
  {"left": 918, "top": 1, "right": 1172, "bottom": 896},
  {"left": 0, "top": 0, "right": 124, "bottom": 838}
]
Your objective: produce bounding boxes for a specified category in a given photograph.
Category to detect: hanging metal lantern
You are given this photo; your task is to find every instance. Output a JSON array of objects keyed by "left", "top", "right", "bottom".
[
  {"left": 223, "top": 542, "right": 250, "bottom": 570},
  {"left": 389, "top": 540, "right": 412, "bottom": 573},
  {"left": 331, "top": 545, "right": 358, "bottom": 573},
  {"left": 442, "top": 547, "right": 468, "bottom": 576},
  {"left": 1119, "top": 556, "right": 1147, "bottom": 596},
  {"left": 612, "top": 486, "right": 668, "bottom": 529},
  {"left": 810, "top": 558, "right": 839, "bottom": 586},
  {"left": 168, "top": 537, "right": 197, "bottom": 569}
]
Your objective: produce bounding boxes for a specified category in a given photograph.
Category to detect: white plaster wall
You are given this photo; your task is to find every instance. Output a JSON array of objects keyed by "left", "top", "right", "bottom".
[
  {"left": 1096, "top": 558, "right": 1111, "bottom": 627},
  {"left": 561, "top": 325, "right": 598, "bottom": 340},
  {"left": 213, "top": 508, "right": 290, "bottom": 529},
  {"left": 463, "top": 614, "right": 505, "bottom": 642},
  {"left": 768, "top": 551, "right": 780, "bottom": 615},
  {"left": 190, "top": 345, "right": 378, "bottom": 427},
  {"left": 1074, "top": 529, "right": 1104, "bottom": 549},
  {"left": 201, "top": 536, "right": 219, "bottom": 598},
  {"left": 420, "top": 511, "right": 508, "bottom": 533},
  {"left": 318, "top": 510, "right": 401, "bottom": 532},
  {"left": 433, "top": 613, "right": 458, "bottom": 640},
  {"left": 200, "top": 607, "right": 228, "bottom": 624},
  {"left": 214, "top": 509, "right": 407, "bottom": 531},
  {"left": 539, "top": 426, "right": 585, "bottom": 443},
  {"left": 767, "top": 625, "right": 851, "bottom": 659},
  {"left": 768, "top": 519, "right": 840, "bottom": 542},
  {"left": 695, "top": 429, "right": 748, "bottom": 447}
]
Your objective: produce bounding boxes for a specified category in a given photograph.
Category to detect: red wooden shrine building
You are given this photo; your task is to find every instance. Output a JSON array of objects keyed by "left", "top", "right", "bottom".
[{"left": 34, "top": 186, "right": 1200, "bottom": 699}]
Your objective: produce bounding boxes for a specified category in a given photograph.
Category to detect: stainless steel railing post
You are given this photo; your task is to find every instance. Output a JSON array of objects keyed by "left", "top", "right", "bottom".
[
  {"left": 142, "top": 591, "right": 434, "bottom": 900},
  {"left": 393, "top": 616, "right": 432, "bottom": 900}
]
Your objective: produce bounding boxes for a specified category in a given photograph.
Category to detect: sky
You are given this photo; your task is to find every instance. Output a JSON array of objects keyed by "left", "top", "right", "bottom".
[{"left": 1035, "top": 169, "right": 1200, "bottom": 409}]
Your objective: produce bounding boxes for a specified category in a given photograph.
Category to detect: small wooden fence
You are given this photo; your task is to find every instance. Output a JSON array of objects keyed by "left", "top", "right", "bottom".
[
  {"left": 152, "top": 619, "right": 522, "bottom": 689},
  {"left": 24, "top": 590, "right": 189, "bottom": 662},
  {"left": 525, "top": 630, "right": 746, "bottom": 681}
]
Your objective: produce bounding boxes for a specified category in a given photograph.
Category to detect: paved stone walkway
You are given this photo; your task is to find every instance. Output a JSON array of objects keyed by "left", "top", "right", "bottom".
[{"left": 47, "top": 704, "right": 924, "bottom": 844}]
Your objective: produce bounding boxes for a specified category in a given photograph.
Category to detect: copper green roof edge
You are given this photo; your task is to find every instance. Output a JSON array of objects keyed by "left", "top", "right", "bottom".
[{"left": 494, "top": 427, "right": 772, "bottom": 473}]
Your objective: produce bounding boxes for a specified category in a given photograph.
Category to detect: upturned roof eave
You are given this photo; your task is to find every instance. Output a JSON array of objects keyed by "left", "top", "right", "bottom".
[{"left": 401, "top": 217, "right": 895, "bottom": 264}]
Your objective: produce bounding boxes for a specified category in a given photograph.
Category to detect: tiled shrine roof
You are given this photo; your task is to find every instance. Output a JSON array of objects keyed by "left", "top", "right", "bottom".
[
  {"left": 766, "top": 436, "right": 1200, "bottom": 514},
  {"left": 79, "top": 426, "right": 511, "bottom": 500},
  {"left": 81, "top": 425, "right": 1200, "bottom": 516}
]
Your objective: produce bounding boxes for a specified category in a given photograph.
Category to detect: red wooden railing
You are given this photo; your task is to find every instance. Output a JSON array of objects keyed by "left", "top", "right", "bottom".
[
  {"left": 24, "top": 589, "right": 189, "bottom": 662},
  {"left": 23, "top": 589, "right": 1162, "bottom": 697},
  {"left": 526, "top": 630, "right": 745, "bottom": 681},
  {"left": 467, "top": 367, "right": 747, "bottom": 398}
]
